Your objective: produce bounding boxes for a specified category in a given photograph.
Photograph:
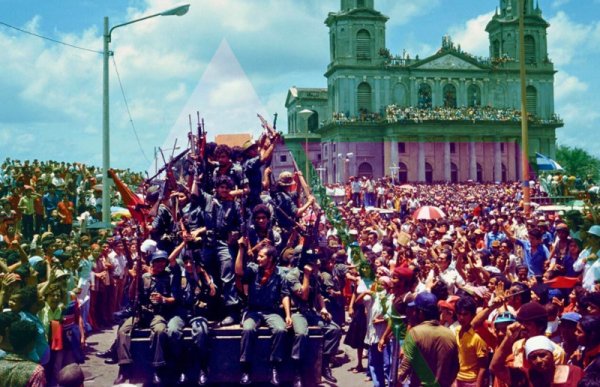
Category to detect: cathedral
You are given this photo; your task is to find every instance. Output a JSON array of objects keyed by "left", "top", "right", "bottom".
[{"left": 278, "top": 0, "right": 562, "bottom": 184}]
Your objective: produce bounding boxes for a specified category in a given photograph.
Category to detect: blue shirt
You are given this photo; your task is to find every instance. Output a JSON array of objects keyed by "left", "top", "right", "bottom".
[
  {"left": 19, "top": 311, "right": 50, "bottom": 366},
  {"left": 517, "top": 238, "right": 549, "bottom": 277}
]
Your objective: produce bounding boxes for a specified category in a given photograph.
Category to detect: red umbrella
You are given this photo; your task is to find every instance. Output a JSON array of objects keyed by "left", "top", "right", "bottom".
[{"left": 412, "top": 206, "right": 446, "bottom": 220}]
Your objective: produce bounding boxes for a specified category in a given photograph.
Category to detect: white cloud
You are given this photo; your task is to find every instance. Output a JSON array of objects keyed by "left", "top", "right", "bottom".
[
  {"left": 554, "top": 71, "right": 588, "bottom": 102},
  {"left": 382, "top": 0, "right": 442, "bottom": 26},
  {"left": 448, "top": 12, "right": 493, "bottom": 57},
  {"left": 552, "top": 0, "right": 571, "bottom": 7},
  {"left": 548, "top": 11, "right": 600, "bottom": 66}
]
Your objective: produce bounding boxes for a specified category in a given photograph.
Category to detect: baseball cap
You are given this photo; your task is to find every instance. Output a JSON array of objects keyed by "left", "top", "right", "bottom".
[
  {"left": 560, "top": 312, "right": 582, "bottom": 324},
  {"left": 494, "top": 311, "right": 516, "bottom": 325},
  {"left": 408, "top": 292, "right": 438, "bottom": 311},
  {"left": 150, "top": 250, "right": 169, "bottom": 263}
]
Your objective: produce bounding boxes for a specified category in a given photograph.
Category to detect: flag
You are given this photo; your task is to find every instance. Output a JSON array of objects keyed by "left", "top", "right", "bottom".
[
  {"left": 108, "top": 169, "right": 147, "bottom": 223},
  {"left": 536, "top": 153, "right": 564, "bottom": 171}
]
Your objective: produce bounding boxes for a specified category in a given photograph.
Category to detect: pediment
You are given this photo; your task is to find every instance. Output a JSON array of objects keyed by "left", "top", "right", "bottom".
[{"left": 415, "top": 54, "right": 482, "bottom": 70}]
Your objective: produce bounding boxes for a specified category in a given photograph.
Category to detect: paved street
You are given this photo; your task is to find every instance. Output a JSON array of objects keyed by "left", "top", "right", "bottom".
[{"left": 81, "top": 324, "right": 367, "bottom": 386}]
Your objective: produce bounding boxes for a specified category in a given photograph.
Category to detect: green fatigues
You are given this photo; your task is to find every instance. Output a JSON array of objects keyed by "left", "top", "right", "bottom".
[
  {"left": 286, "top": 268, "right": 342, "bottom": 363},
  {"left": 240, "top": 263, "right": 289, "bottom": 364},
  {"left": 116, "top": 270, "right": 174, "bottom": 367}
]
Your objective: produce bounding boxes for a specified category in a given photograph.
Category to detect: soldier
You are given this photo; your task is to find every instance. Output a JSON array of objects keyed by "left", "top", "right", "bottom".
[
  {"left": 113, "top": 250, "right": 175, "bottom": 385},
  {"left": 211, "top": 144, "right": 247, "bottom": 198},
  {"left": 272, "top": 171, "right": 314, "bottom": 247},
  {"left": 235, "top": 241, "right": 292, "bottom": 385},
  {"left": 166, "top": 240, "right": 217, "bottom": 386},
  {"left": 149, "top": 189, "right": 187, "bottom": 254},
  {"left": 287, "top": 249, "right": 342, "bottom": 387},
  {"left": 247, "top": 204, "right": 282, "bottom": 257},
  {"left": 199, "top": 175, "right": 241, "bottom": 326},
  {"left": 241, "top": 136, "right": 277, "bottom": 211}
]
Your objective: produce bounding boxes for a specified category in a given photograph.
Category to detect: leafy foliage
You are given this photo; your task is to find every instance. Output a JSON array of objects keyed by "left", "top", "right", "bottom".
[{"left": 555, "top": 145, "right": 600, "bottom": 181}]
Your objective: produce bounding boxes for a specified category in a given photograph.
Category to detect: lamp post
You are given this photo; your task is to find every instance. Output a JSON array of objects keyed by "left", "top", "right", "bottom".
[
  {"left": 102, "top": 4, "right": 190, "bottom": 225},
  {"left": 518, "top": 0, "right": 530, "bottom": 215},
  {"left": 298, "top": 109, "right": 314, "bottom": 182}
]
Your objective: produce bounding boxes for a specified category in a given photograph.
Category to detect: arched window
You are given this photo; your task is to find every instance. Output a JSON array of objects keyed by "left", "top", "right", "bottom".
[
  {"left": 358, "top": 162, "right": 373, "bottom": 178},
  {"left": 524, "top": 35, "right": 536, "bottom": 64},
  {"left": 467, "top": 84, "right": 481, "bottom": 107},
  {"left": 492, "top": 39, "right": 500, "bottom": 58},
  {"left": 398, "top": 162, "right": 408, "bottom": 183},
  {"left": 451, "top": 162, "right": 458, "bottom": 183},
  {"left": 443, "top": 84, "right": 457, "bottom": 108},
  {"left": 418, "top": 83, "right": 432, "bottom": 109},
  {"left": 502, "top": 163, "right": 507, "bottom": 182},
  {"left": 393, "top": 83, "right": 407, "bottom": 106},
  {"left": 526, "top": 85, "right": 537, "bottom": 116},
  {"left": 357, "top": 82, "right": 372, "bottom": 115},
  {"left": 308, "top": 111, "right": 319, "bottom": 132},
  {"left": 476, "top": 163, "right": 483, "bottom": 182},
  {"left": 425, "top": 162, "right": 433, "bottom": 184},
  {"left": 356, "top": 29, "right": 371, "bottom": 60}
]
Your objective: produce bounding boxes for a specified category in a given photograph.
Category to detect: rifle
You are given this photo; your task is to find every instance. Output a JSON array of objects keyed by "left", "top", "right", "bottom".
[
  {"left": 257, "top": 113, "right": 281, "bottom": 150},
  {"left": 146, "top": 148, "right": 190, "bottom": 182},
  {"left": 196, "top": 112, "right": 209, "bottom": 190},
  {"left": 123, "top": 227, "right": 144, "bottom": 327},
  {"left": 290, "top": 151, "right": 320, "bottom": 211}
]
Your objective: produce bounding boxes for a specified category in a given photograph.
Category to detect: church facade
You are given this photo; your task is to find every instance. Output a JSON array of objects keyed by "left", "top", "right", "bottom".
[{"left": 279, "top": 0, "right": 562, "bottom": 184}]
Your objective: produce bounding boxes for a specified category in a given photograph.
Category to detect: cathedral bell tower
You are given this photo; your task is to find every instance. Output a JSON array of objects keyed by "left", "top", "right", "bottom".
[
  {"left": 325, "top": 0, "right": 388, "bottom": 68},
  {"left": 486, "top": 0, "right": 551, "bottom": 68}
]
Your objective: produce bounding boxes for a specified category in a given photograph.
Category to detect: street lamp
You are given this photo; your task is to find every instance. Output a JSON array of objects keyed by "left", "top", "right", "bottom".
[
  {"left": 298, "top": 109, "right": 314, "bottom": 181},
  {"left": 102, "top": 4, "right": 190, "bottom": 225}
]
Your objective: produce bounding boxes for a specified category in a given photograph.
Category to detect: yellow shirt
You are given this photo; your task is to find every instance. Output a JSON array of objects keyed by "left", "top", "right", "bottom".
[{"left": 456, "top": 326, "right": 488, "bottom": 382}]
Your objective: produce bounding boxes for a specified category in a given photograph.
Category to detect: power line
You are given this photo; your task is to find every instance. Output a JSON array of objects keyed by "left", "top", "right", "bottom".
[
  {"left": 111, "top": 55, "right": 151, "bottom": 164},
  {"left": 0, "top": 20, "right": 103, "bottom": 54}
]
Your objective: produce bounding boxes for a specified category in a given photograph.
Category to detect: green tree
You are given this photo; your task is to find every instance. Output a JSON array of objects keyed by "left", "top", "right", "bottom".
[{"left": 555, "top": 145, "right": 600, "bottom": 181}]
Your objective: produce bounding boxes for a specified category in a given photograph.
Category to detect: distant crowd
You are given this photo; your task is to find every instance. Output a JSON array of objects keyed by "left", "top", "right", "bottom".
[{"left": 328, "top": 105, "right": 563, "bottom": 126}]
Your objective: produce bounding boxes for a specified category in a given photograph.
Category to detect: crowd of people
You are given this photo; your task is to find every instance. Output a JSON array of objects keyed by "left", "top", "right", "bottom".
[
  {"left": 0, "top": 129, "right": 599, "bottom": 387},
  {"left": 329, "top": 105, "right": 563, "bottom": 126}
]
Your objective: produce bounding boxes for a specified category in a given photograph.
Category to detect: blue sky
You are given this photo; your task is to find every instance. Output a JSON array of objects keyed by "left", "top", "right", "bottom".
[{"left": 0, "top": 0, "right": 598, "bottom": 172}]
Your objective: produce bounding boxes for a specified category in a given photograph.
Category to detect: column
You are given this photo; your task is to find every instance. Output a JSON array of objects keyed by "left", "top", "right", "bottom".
[
  {"left": 374, "top": 76, "right": 381, "bottom": 114},
  {"left": 494, "top": 140, "right": 502, "bottom": 182},
  {"left": 434, "top": 77, "right": 441, "bottom": 107},
  {"left": 444, "top": 140, "right": 451, "bottom": 181},
  {"left": 384, "top": 137, "right": 392, "bottom": 178},
  {"left": 459, "top": 78, "right": 466, "bottom": 107},
  {"left": 348, "top": 76, "right": 356, "bottom": 117},
  {"left": 418, "top": 138, "right": 425, "bottom": 182},
  {"left": 383, "top": 76, "right": 391, "bottom": 107},
  {"left": 409, "top": 77, "right": 417, "bottom": 106},
  {"left": 469, "top": 139, "right": 477, "bottom": 181},
  {"left": 391, "top": 139, "right": 399, "bottom": 168},
  {"left": 515, "top": 140, "right": 522, "bottom": 181}
]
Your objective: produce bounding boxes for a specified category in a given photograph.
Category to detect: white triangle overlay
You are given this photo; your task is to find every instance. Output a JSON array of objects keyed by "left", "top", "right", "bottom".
[{"left": 151, "top": 38, "right": 268, "bottom": 173}]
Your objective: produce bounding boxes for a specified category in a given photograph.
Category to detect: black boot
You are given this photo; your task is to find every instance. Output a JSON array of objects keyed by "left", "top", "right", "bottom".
[
  {"left": 292, "top": 372, "right": 303, "bottom": 387},
  {"left": 322, "top": 355, "right": 337, "bottom": 383},
  {"left": 240, "top": 362, "right": 251, "bottom": 385},
  {"left": 113, "top": 365, "right": 130, "bottom": 385},
  {"left": 152, "top": 368, "right": 163, "bottom": 385},
  {"left": 270, "top": 365, "right": 281, "bottom": 386},
  {"left": 219, "top": 305, "right": 239, "bottom": 326},
  {"left": 197, "top": 369, "right": 208, "bottom": 385}
]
